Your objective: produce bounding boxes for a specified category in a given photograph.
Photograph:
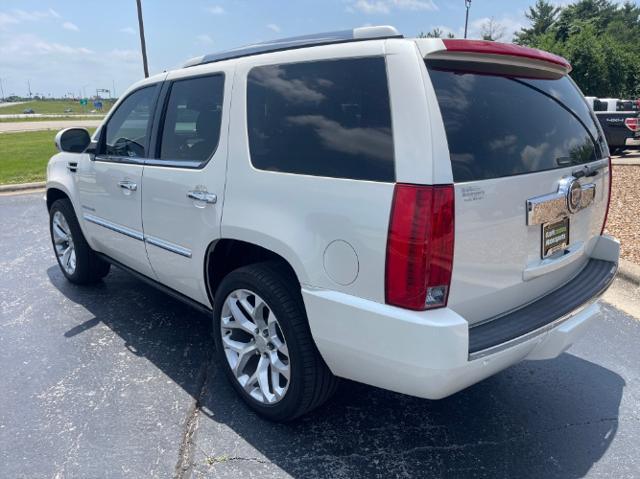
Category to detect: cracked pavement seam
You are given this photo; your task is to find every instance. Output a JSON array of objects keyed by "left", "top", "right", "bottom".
[{"left": 175, "top": 349, "right": 213, "bottom": 479}]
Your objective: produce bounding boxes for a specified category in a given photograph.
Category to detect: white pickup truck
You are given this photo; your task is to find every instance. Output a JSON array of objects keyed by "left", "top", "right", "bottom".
[{"left": 46, "top": 27, "right": 619, "bottom": 421}]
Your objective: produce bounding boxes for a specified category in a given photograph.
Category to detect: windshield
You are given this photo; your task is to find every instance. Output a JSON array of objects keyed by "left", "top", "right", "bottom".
[{"left": 427, "top": 63, "right": 606, "bottom": 182}]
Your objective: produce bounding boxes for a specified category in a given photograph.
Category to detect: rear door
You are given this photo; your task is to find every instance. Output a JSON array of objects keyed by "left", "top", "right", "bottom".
[
  {"left": 141, "top": 69, "right": 230, "bottom": 306},
  {"left": 425, "top": 62, "right": 610, "bottom": 324}
]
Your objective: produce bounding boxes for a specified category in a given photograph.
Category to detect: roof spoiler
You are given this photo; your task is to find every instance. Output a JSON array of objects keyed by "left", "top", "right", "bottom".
[{"left": 421, "top": 39, "right": 572, "bottom": 77}]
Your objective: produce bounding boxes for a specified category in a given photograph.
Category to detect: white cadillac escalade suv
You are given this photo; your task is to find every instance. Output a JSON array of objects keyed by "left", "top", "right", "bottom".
[{"left": 46, "top": 26, "right": 620, "bottom": 421}]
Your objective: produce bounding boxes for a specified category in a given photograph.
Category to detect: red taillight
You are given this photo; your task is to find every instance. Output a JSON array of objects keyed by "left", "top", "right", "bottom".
[
  {"left": 385, "top": 184, "right": 455, "bottom": 311},
  {"left": 601, "top": 157, "right": 612, "bottom": 235},
  {"left": 624, "top": 117, "right": 639, "bottom": 132},
  {"left": 442, "top": 39, "right": 571, "bottom": 72}
]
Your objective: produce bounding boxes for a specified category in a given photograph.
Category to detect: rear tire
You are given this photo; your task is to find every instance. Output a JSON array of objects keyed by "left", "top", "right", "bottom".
[
  {"left": 49, "top": 198, "right": 110, "bottom": 284},
  {"left": 212, "top": 262, "right": 337, "bottom": 421}
]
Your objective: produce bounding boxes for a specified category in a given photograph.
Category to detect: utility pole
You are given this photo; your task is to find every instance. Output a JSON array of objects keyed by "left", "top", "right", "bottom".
[
  {"left": 0, "top": 78, "right": 5, "bottom": 102},
  {"left": 136, "top": 0, "right": 150, "bottom": 78},
  {"left": 464, "top": 0, "right": 472, "bottom": 39},
  {"left": 27, "top": 80, "right": 32, "bottom": 98}
]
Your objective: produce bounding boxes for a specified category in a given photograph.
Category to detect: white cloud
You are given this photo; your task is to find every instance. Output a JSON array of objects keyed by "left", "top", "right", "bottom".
[
  {"left": 0, "top": 8, "right": 65, "bottom": 30},
  {"left": 0, "top": 33, "right": 92, "bottom": 56},
  {"left": 12, "top": 9, "right": 57, "bottom": 22},
  {"left": 0, "top": 30, "right": 147, "bottom": 98},
  {"left": 350, "top": 0, "right": 437, "bottom": 14},
  {"left": 266, "top": 23, "right": 281, "bottom": 33},
  {"left": 33, "top": 41, "right": 92, "bottom": 55},
  {"left": 120, "top": 26, "right": 136, "bottom": 35},
  {"left": 206, "top": 5, "right": 225, "bottom": 15},
  {"left": 62, "top": 21, "right": 79, "bottom": 31},
  {"left": 0, "top": 12, "right": 19, "bottom": 28},
  {"left": 197, "top": 33, "right": 213, "bottom": 45}
]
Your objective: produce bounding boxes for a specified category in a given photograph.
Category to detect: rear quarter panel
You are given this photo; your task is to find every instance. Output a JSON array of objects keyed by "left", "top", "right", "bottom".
[{"left": 222, "top": 41, "right": 417, "bottom": 302}]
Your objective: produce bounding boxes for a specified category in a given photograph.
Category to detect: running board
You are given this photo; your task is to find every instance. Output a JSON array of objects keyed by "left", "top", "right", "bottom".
[{"left": 96, "top": 253, "right": 213, "bottom": 316}]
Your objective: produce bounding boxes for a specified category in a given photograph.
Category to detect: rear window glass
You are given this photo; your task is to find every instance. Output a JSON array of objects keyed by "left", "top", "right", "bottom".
[
  {"left": 247, "top": 57, "right": 394, "bottom": 182},
  {"left": 427, "top": 65, "right": 604, "bottom": 182},
  {"left": 617, "top": 100, "right": 639, "bottom": 112}
]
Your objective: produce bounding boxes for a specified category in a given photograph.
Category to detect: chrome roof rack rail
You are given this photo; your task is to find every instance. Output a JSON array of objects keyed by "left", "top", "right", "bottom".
[{"left": 183, "top": 25, "right": 401, "bottom": 68}]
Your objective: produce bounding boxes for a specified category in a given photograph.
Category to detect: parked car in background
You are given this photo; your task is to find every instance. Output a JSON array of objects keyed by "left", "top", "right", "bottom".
[
  {"left": 22, "top": 108, "right": 35, "bottom": 114},
  {"left": 46, "top": 28, "right": 619, "bottom": 421},
  {"left": 585, "top": 96, "right": 640, "bottom": 153}
]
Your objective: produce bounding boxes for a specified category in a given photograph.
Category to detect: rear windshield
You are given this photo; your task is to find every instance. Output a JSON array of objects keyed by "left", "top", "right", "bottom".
[
  {"left": 427, "top": 64, "right": 606, "bottom": 182},
  {"left": 617, "top": 100, "right": 639, "bottom": 112}
]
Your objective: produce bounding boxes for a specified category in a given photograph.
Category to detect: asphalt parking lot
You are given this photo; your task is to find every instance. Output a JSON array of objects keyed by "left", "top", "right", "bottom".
[{"left": 2, "top": 191, "right": 640, "bottom": 478}]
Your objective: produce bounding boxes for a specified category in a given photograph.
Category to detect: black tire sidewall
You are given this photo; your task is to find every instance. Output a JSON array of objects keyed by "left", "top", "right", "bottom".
[
  {"left": 212, "top": 265, "right": 308, "bottom": 421},
  {"left": 49, "top": 199, "right": 96, "bottom": 283}
]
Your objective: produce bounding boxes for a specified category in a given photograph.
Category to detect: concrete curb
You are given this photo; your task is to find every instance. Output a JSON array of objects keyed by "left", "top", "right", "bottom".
[
  {"left": 612, "top": 159, "right": 640, "bottom": 166},
  {"left": 618, "top": 258, "right": 640, "bottom": 287},
  {"left": 0, "top": 181, "right": 45, "bottom": 192}
]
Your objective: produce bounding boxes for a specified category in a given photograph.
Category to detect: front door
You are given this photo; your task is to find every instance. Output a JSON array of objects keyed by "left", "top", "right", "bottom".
[
  {"left": 141, "top": 70, "right": 230, "bottom": 306},
  {"left": 77, "top": 84, "right": 160, "bottom": 278}
]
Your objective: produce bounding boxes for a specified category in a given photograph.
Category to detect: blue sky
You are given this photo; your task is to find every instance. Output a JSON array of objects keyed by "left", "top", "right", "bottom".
[{"left": 0, "top": 0, "right": 547, "bottom": 98}]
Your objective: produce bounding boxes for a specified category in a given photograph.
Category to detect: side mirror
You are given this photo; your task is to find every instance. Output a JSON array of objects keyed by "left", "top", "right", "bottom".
[{"left": 55, "top": 128, "right": 91, "bottom": 153}]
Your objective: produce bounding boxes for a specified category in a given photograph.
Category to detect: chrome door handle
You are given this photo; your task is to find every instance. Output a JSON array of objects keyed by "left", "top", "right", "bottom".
[
  {"left": 118, "top": 180, "right": 137, "bottom": 191},
  {"left": 187, "top": 191, "right": 217, "bottom": 204}
]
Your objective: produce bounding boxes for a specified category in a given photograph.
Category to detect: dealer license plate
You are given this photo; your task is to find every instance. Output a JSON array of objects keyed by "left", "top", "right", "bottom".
[{"left": 542, "top": 217, "right": 569, "bottom": 258}]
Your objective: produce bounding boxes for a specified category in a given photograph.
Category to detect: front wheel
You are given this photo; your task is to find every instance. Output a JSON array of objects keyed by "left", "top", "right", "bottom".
[
  {"left": 49, "top": 198, "right": 110, "bottom": 284},
  {"left": 212, "top": 262, "right": 337, "bottom": 421}
]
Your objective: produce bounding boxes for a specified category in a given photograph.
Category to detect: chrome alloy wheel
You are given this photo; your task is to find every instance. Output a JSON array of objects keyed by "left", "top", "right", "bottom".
[
  {"left": 220, "top": 289, "right": 291, "bottom": 404},
  {"left": 52, "top": 210, "right": 76, "bottom": 275}
]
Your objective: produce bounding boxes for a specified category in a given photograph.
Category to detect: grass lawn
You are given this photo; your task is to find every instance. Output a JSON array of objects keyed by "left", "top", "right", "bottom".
[
  {"left": 0, "top": 99, "right": 114, "bottom": 115},
  {"left": 0, "top": 115, "right": 104, "bottom": 123},
  {"left": 0, "top": 129, "right": 95, "bottom": 185}
]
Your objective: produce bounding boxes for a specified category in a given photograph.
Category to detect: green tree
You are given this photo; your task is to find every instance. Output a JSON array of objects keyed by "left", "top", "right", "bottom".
[
  {"left": 418, "top": 27, "right": 455, "bottom": 38},
  {"left": 562, "top": 25, "right": 609, "bottom": 96},
  {"left": 515, "top": 0, "right": 640, "bottom": 98},
  {"left": 514, "top": 0, "right": 560, "bottom": 45}
]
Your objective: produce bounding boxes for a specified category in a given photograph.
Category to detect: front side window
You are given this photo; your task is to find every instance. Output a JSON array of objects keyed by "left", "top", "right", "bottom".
[
  {"left": 247, "top": 57, "right": 395, "bottom": 182},
  {"left": 101, "top": 86, "right": 156, "bottom": 158},
  {"left": 159, "top": 74, "right": 224, "bottom": 165}
]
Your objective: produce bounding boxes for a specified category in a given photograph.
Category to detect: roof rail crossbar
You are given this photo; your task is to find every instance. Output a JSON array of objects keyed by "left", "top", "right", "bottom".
[{"left": 183, "top": 25, "right": 401, "bottom": 68}]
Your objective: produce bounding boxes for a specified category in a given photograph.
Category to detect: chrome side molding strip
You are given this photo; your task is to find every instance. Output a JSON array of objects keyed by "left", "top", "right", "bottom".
[
  {"left": 83, "top": 214, "right": 144, "bottom": 241},
  {"left": 83, "top": 214, "right": 192, "bottom": 258},
  {"left": 145, "top": 235, "right": 192, "bottom": 258}
]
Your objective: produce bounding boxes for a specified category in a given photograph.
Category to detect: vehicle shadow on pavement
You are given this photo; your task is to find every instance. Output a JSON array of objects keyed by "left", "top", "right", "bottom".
[{"left": 48, "top": 266, "right": 624, "bottom": 479}]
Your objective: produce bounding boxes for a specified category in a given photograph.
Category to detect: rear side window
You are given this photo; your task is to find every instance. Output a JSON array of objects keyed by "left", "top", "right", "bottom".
[
  {"left": 247, "top": 57, "right": 394, "bottom": 182},
  {"left": 593, "top": 99, "right": 608, "bottom": 112},
  {"left": 159, "top": 74, "right": 224, "bottom": 165},
  {"left": 427, "top": 65, "right": 603, "bottom": 182}
]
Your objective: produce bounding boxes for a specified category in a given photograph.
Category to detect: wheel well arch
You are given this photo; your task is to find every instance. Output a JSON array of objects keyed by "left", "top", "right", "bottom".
[
  {"left": 204, "top": 239, "right": 300, "bottom": 304},
  {"left": 46, "top": 188, "right": 70, "bottom": 211}
]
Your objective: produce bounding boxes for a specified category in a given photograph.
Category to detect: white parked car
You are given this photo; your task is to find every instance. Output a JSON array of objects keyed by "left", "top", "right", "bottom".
[{"left": 47, "top": 27, "right": 619, "bottom": 421}]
